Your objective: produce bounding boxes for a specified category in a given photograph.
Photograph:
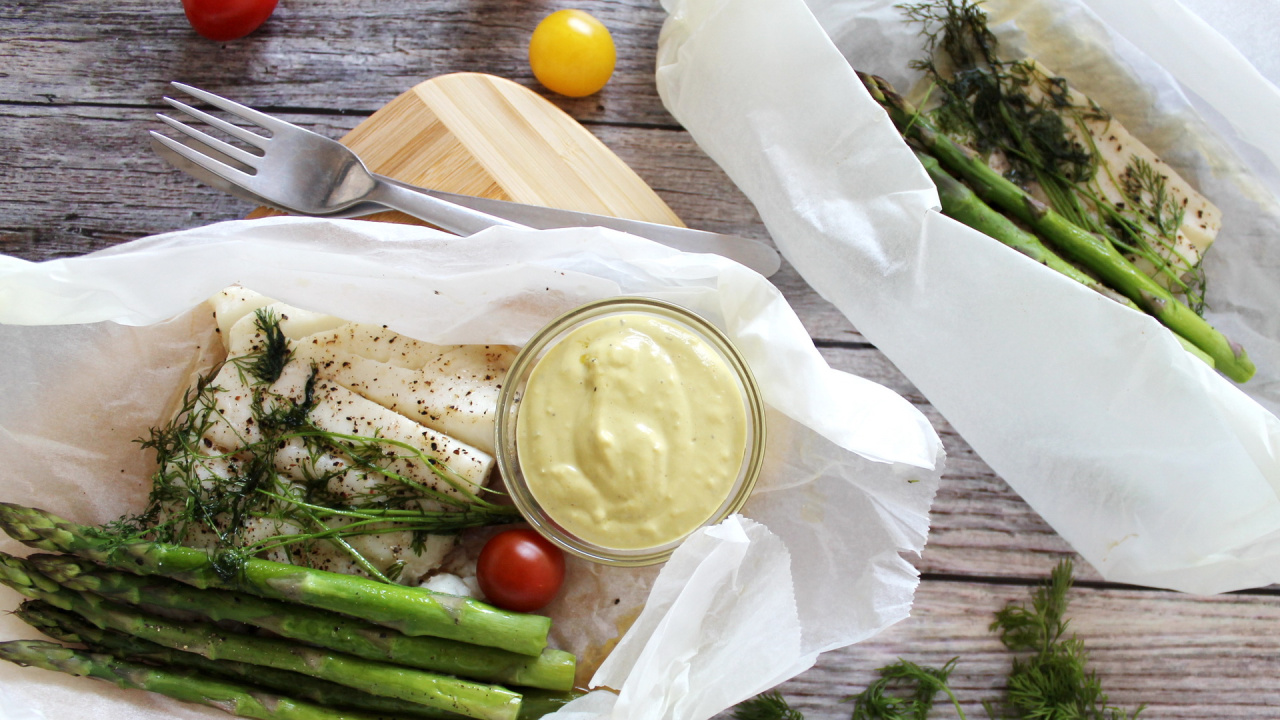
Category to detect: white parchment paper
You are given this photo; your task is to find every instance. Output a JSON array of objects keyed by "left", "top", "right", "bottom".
[
  {"left": 0, "top": 217, "right": 943, "bottom": 720},
  {"left": 656, "top": 0, "right": 1280, "bottom": 594}
]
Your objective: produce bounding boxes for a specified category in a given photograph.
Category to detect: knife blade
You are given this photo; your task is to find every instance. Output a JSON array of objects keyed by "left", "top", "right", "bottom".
[
  {"left": 382, "top": 177, "right": 782, "bottom": 276},
  {"left": 151, "top": 135, "right": 782, "bottom": 277}
]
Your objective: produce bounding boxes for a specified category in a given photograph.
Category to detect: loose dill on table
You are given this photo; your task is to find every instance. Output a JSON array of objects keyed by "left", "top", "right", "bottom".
[
  {"left": 848, "top": 658, "right": 965, "bottom": 720},
  {"left": 733, "top": 560, "right": 1143, "bottom": 720},
  {"left": 899, "top": 0, "right": 1207, "bottom": 313},
  {"left": 985, "top": 560, "right": 1143, "bottom": 720},
  {"left": 734, "top": 691, "right": 805, "bottom": 720},
  {"left": 104, "top": 307, "right": 518, "bottom": 582}
]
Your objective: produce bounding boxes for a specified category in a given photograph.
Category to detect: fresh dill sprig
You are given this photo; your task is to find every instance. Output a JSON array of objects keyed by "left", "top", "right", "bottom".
[
  {"left": 245, "top": 307, "right": 292, "bottom": 384},
  {"left": 1121, "top": 158, "right": 1186, "bottom": 241},
  {"left": 847, "top": 658, "right": 966, "bottom": 720},
  {"left": 113, "top": 309, "right": 520, "bottom": 583},
  {"left": 988, "top": 560, "right": 1144, "bottom": 720},
  {"left": 733, "top": 691, "right": 805, "bottom": 720},
  {"left": 991, "top": 559, "right": 1073, "bottom": 655}
]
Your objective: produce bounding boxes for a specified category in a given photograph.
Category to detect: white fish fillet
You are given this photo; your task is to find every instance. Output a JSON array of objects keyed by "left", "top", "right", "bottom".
[
  {"left": 977, "top": 61, "right": 1222, "bottom": 288},
  {"left": 169, "top": 287, "right": 507, "bottom": 583},
  {"left": 943, "top": 58, "right": 1221, "bottom": 295},
  {"left": 1025, "top": 62, "right": 1218, "bottom": 273},
  {"left": 292, "top": 324, "right": 516, "bottom": 454},
  {"left": 175, "top": 433, "right": 456, "bottom": 578}
]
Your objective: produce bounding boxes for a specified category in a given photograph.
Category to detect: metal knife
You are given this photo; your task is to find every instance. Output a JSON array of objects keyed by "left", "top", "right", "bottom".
[{"left": 152, "top": 135, "right": 782, "bottom": 277}]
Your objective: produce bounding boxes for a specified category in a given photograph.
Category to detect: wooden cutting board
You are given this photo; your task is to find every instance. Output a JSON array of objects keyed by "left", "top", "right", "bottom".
[{"left": 250, "top": 72, "right": 684, "bottom": 228}]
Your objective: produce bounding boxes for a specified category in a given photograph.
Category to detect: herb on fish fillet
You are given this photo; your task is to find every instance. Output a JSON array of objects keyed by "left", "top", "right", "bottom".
[
  {"left": 112, "top": 307, "right": 518, "bottom": 583},
  {"left": 901, "top": 0, "right": 1210, "bottom": 312}
]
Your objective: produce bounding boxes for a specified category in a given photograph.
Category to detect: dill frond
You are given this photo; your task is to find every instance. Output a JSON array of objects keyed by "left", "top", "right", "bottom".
[
  {"left": 245, "top": 308, "right": 291, "bottom": 384},
  {"left": 989, "top": 560, "right": 1144, "bottom": 720},
  {"left": 847, "top": 658, "right": 965, "bottom": 720},
  {"left": 733, "top": 691, "right": 804, "bottom": 720}
]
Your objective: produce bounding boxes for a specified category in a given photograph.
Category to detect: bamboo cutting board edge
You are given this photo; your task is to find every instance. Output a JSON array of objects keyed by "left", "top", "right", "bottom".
[{"left": 251, "top": 72, "right": 685, "bottom": 228}]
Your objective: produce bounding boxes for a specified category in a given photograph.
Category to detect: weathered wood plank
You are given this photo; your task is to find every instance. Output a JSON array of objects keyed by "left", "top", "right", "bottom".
[
  {"left": 760, "top": 579, "right": 1280, "bottom": 719},
  {"left": 0, "top": 105, "right": 865, "bottom": 339},
  {"left": 0, "top": 0, "right": 675, "bottom": 127}
]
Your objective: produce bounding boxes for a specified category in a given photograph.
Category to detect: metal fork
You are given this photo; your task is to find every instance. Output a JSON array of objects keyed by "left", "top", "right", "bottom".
[{"left": 150, "top": 82, "right": 523, "bottom": 236}]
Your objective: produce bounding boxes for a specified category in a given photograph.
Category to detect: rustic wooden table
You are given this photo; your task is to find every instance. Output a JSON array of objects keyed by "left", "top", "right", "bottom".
[{"left": 4, "top": 1, "right": 1279, "bottom": 718}]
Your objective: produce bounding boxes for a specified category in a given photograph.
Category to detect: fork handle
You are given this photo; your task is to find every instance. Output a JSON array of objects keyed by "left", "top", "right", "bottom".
[{"left": 366, "top": 180, "right": 527, "bottom": 236}]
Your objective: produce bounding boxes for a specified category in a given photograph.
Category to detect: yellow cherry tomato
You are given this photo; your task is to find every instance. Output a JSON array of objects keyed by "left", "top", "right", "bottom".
[{"left": 528, "top": 9, "right": 616, "bottom": 98}]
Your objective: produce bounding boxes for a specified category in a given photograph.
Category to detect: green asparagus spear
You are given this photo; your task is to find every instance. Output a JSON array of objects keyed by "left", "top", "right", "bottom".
[
  {"left": 16, "top": 600, "right": 469, "bottom": 720},
  {"left": 914, "top": 148, "right": 1121, "bottom": 298},
  {"left": 0, "top": 502, "right": 549, "bottom": 656},
  {"left": 18, "top": 600, "right": 579, "bottom": 720},
  {"left": 0, "top": 554, "right": 522, "bottom": 720},
  {"left": 0, "top": 640, "right": 386, "bottom": 720},
  {"left": 29, "top": 553, "right": 574, "bottom": 691},
  {"left": 914, "top": 148, "right": 1218, "bottom": 368},
  {"left": 859, "top": 72, "right": 1255, "bottom": 382}
]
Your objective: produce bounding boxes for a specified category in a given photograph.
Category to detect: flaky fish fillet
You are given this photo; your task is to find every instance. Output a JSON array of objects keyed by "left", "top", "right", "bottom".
[
  {"left": 292, "top": 324, "right": 516, "bottom": 455},
  {"left": 986, "top": 60, "right": 1221, "bottom": 285},
  {"left": 169, "top": 288, "right": 508, "bottom": 583}
]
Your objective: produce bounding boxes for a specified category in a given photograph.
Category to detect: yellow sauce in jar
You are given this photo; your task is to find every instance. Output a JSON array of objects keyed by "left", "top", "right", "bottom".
[{"left": 515, "top": 313, "right": 748, "bottom": 550}]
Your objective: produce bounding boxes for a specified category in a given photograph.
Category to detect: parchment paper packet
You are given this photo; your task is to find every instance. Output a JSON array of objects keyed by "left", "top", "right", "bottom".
[
  {"left": 656, "top": 0, "right": 1280, "bottom": 594},
  {"left": 0, "top": 216, "right": 943, "bottom": 720}
]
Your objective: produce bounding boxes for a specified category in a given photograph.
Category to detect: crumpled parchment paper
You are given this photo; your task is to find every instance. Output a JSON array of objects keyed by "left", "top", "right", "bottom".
[
  {"left": 0, "top": 217, "right": 944, "bottom": 720},
  {"left": 656, "top": 0, "right": 1280, "bottom": 594}
]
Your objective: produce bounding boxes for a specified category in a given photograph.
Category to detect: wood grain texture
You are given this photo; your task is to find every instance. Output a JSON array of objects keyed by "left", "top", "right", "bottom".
[
  {"left": 769, "top": 580, "right": 1280, "bottom": 719},
  {"left": 0, "top": 0, "right": 673, "bottom": 126},
  {"left": 244, "top": 73, "right": 684, "bottom": 227},
  {"left": 344, "top": 73, "right": 683, "bottom": 222},
  {"left": 4, "top": 0, "right": 1280, "bottom": 716}
]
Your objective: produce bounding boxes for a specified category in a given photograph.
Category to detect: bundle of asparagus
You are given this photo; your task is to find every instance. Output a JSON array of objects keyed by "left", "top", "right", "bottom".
[
  {"left": 860, "top": 1, "right": 1254, "bottom": 383},
  {"left": 0, "top": 503, "right": 581, "bottom": 720}
]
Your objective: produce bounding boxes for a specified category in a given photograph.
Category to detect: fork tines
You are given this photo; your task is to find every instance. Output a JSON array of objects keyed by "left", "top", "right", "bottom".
[{"left": 150, "top": 82, "right": 282, "bottom": 180}]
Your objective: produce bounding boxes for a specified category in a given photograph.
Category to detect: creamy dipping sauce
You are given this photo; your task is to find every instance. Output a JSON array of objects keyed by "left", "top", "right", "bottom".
[{"left": 515, "top": 313, "right": 748, "bottom": 550}]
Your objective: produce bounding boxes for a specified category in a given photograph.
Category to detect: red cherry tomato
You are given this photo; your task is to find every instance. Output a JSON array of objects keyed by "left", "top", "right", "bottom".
[
  {"left": 182, "top": 0, "right": 279, "bottom": 41},
  {"left": 476, "top": 529, "right": 565, "bottom": 612}
]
